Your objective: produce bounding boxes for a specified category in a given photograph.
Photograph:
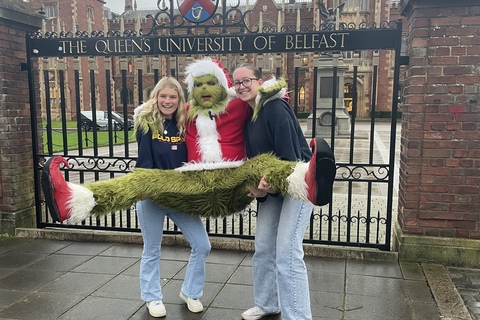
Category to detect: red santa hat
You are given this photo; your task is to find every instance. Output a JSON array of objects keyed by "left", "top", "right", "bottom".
[{"left": 184, "top": 57, "right": 232, "bottom": 94}]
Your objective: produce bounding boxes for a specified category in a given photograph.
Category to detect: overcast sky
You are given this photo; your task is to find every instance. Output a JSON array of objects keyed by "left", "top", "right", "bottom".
[{"left": 104, "top": 0, "right": 159, "bottom": 14}]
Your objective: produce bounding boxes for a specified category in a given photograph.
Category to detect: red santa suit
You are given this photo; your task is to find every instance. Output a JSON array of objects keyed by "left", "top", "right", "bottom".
[
  {"left": 186, "top": 98, "right": 251, "bottom": 163},
  {"left": 183, "top": 58, "right": 252, "bottom": 166}
]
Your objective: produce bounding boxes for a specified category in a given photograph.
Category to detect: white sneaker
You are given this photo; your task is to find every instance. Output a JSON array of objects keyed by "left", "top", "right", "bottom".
[
  {"left": 146, "top": 300, "right": 166, "bottom": 318},
  {"left": 180, "top": 291, "right": 204, "bottom": 313},
  {"left": 241, "top": 306, "right": 281, "bottom": 320}
]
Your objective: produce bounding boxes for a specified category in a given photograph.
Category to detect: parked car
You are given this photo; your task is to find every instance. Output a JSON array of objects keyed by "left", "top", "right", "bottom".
[
  {"left": 79, "top": 112, "right": 101, "bottom": 131},
  {"left": 80, "top": 111, "right": 133, "bottom": 131}
]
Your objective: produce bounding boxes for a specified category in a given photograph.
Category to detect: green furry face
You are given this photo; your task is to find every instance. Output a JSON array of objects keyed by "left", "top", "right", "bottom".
[{"left": 191, "top": 74, "right": 228, "bottom": 109}]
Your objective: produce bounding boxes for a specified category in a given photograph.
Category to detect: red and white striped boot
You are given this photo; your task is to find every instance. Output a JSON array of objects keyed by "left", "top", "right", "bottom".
[
  {"left": 41, "top": 156, "right": 95, "bottom": 223},
  {"left": 305, "top": 138, "right": 336, "bottom": 206}
]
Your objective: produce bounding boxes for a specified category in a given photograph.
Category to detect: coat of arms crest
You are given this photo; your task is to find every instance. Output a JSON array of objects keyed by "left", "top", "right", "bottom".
[{"left": 178, "top": 0, "right": 219, "bottom": 23}]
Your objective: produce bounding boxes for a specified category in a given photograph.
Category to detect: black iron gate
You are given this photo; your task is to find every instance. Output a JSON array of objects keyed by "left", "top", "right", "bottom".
[{"left": 26, "top": 1, "right": 403, "bottom": 250}]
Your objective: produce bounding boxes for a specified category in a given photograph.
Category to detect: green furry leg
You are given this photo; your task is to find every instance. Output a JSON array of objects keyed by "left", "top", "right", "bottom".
[{"left": 85, "top": 154, "right": 297, "bottom": 218}]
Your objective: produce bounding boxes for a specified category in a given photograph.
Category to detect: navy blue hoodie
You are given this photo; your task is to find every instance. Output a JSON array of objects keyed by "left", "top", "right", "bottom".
[
  {"left": 245, "top": 99, "right": 311, "bottom": 162},
  {"left": 135, "top": 118, "right": 187, "bottom": 170}
]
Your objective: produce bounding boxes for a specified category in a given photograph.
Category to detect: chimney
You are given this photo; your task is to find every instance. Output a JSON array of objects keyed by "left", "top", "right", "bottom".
[{"left": 125, "top": 0, "right": 133, "bottom": 11}]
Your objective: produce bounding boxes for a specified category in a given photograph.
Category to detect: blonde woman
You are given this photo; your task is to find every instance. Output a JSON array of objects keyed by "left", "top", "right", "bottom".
[{"left": 135, "top": 77, "right": 210, "bottom": 318}]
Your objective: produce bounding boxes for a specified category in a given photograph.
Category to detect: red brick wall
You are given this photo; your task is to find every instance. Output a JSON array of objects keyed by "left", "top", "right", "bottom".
[
  {"left": 0, "top": 0, "right": 42, "bottom": 232},
  {"left": 399, "top": 0, "right": 480, "bottom": 238}
]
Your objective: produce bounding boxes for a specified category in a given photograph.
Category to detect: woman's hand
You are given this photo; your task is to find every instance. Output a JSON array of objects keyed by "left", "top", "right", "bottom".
[
  {"left": 247, "top": 186, "right": 268, "bottom": 198},
  {"left": 247, "top": 176, "right": 277, "bottom": 198},
  {"left": 257, "top": 176, "right": 277, "bottom": 194}
]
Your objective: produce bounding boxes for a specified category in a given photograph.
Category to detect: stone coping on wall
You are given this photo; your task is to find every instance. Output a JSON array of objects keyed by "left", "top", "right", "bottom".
[
  {"left": 401, "top": 0, "right": 480, "bottom": 18},
  {"left": 0, "top": 0, "right": 42, "bottom": 31},
  {"left": 15, "top": 227, "right": 398, "bottom": 262},
  {"left": 393, "top": 222, "right": 480, "bottom": 268}
]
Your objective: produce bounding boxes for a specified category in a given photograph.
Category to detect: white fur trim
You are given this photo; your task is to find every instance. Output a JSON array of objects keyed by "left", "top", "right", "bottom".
[
  {"left": 264, "top": 88, "right": 286, "bottom": 105},
  {"left": 184, "top": 57, "right": 229, "bottom": 93},
  {"left": 65, "top": 182, "right": 96, "bottom": 225},
  {"left": 196, "top": 113, "right": 223, "bottom": 163},
  {"left": 133, "top": 103, "right": 146, "bottom": 121},
  {"left": 255, "top": 76, "right": 287, "bottom": 107},
  {"left": 176, "top": 160, "right": 244, "bottom": 172},
  {"left": 228, "top": 87, "right": 237, "bottom": 97},
  {"left": 286, "top": 162, "right": 309, "bottom": 201}
]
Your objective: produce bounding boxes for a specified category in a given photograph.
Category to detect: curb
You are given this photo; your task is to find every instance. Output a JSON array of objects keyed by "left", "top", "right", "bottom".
[
  {"left": 15, "top": 227, "right": 398, "bottom": 262},
  {"left": 422, "top": 264, "right": 473, "bottom": 320}
]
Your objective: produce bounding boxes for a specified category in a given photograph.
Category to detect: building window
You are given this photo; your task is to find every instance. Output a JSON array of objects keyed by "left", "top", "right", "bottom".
[
  {"left": 145, "top": 87, "right": 154, "bottom": 100},
  {"left": 333, "top": 0, "right": 368, "bottom": 12},
  {"left": 342, "top": 51, "right": 362, "bottom": 59},
  {"left": 43, "top": 2, "right": 58, "bottom": 18},
  {"left": 49, "top": 86, "right": 58, "bottom": 107},
  {"left": 299, "top": 53, "right": 309, "bottom": 67},
  {"left": 178, "top": 60, "right": 184, "bottom": 73},
  {"left": 257, "top": 54, "right": 274, "bottom": 70},
  {"left": 298, "top": 86, "right": 305, "bottom": 105},
  {"left": 231, "top": 55, "right": 244, "bottom": 71},
  {"left": 87, "top": 6, "right": 94, "bottom": 22},
  {"left": 146, "top": 57, "right": 153, "bottom": 74},
  {"left": 121, "top": 89, "right": 134, "bottom": 105},
  {"left": 128, "top": 57, "right": 134, "bottom": 73}
]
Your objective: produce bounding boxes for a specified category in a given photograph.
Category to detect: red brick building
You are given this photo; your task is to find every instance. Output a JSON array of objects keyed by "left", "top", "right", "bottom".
[
  {"left": 24, "top": 0, "right": 403, "bottom": 120},
  {"left": 108, "top": 0, "right": 403, "bottom": 118},
  {"left": 29, "top": 0, "right": 110, "bottom": 120}
]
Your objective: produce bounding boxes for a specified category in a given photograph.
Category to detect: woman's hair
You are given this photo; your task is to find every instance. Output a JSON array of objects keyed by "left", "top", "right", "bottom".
[
  {"left": 236, "top": 63, "right": 262, "bottom": 79},
  {"left": 135, "top": 76, "right": 186, "bottom": 137}
]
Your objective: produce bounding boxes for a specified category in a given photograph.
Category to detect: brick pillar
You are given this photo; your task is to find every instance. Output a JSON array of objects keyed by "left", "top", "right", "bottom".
[
  {"left": 395, "top": 0, "right": 480, "bottom": 267},
  {"left": 0, "top": 1, "right": 42, "bottom": 235}
]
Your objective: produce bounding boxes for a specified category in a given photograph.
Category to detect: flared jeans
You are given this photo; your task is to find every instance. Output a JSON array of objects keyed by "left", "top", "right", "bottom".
[
  {"left": 253, "top": 194, "right": 314, "bottom": 320},
  {"left": 136, "top": 199, "right": 211, "bottom": 302}
]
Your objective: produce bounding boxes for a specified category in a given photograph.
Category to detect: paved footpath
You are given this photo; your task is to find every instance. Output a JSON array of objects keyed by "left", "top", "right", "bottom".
[
  {"left": 17, "top": 121, "right": 480, "bottom": 319},
  {"left": 0, "top": 230, "right": 476, "bottom": 320}
]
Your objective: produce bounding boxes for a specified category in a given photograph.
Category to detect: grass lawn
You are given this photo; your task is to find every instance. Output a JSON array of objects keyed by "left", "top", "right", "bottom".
[{"left": 43, "top": 120, "right": 136, "bottom": 153}]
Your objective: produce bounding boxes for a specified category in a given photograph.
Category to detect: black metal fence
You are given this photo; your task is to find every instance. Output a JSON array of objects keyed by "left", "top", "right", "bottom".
[{"left": 26, "top": 0, "right": 403, "bottom": 251}]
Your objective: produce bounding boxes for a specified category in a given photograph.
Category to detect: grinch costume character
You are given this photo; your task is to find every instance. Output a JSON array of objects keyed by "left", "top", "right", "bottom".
[{"left": 41, "top": 58, "right": 336, "bottom": 224}]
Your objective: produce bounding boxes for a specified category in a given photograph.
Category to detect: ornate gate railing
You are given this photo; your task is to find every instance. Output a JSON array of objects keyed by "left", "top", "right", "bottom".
[{"left": 26, "top": 0, "right": 404, "bottom": 250}]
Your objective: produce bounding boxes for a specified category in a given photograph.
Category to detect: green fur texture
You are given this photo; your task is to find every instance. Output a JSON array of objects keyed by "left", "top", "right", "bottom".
[
  {"left": 87, "top": 154, "right": 296, "bottom": 218},
  {"left": 252, "top": 78, "right": 287, "bottom": 121}
]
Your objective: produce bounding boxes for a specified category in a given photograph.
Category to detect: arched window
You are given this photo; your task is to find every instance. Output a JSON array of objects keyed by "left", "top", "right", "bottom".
[
  {"left": 120, "top": 89, "right": 134, "bottom": 105},
  {"left": 298, "top": 86, "right": 305, "bottom": 105},
  {"left": 145, "top": 87, "right": 154, "bottom": 101},
  {"left": 146, "top": 57, "right": 153, "bottom": 74},
  {"left": 44, "top": 3, "right": 58, "bottom": 18}
]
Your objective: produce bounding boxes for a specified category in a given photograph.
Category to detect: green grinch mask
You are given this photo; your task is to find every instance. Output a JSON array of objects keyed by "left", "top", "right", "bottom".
[{"left": 187, "top": 74, "right": 229, "bottom": 120}]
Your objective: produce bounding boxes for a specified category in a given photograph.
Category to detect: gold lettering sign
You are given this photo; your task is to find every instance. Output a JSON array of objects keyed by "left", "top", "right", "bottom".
[{"left": 32, "top": 31, "right": 374, "bottom": 57}]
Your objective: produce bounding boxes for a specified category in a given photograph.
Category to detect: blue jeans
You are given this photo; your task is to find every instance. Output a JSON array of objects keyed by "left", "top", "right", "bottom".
[
  {"left": 136, "top": 199, "right": 211, "bottom": 302},
  {"left": 253, "top": 194, "right": 314, "bottom": 320}
]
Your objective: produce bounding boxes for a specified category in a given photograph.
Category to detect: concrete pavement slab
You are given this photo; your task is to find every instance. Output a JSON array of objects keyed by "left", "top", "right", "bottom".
[{"left": 0, "top": 232, "right": 477, "bottom": 320}]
